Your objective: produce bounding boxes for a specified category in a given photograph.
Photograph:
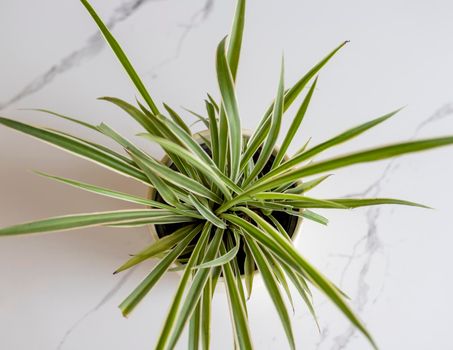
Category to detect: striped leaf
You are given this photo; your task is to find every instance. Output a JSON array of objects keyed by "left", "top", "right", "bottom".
[
  {"left": 114, "top": 225, "right": 200, "bottom": 274},
  {"left": 223, "top": 208, "right": 377, "bottom": 349},
  {"left": 285, "top": 175, "right": 331, "bottom": 194},
  {"left": 201, "top": 273, "right": 213, "bottom": 350},
  {"left": 220, "top": 242, "right": 254, "bottom": 350},
  {"left": 251, "top": 193, "right": 347, "bottom": 208},
  {"left": 227, "top": 0, "right": 246, "bottom": 81},
  {"left": 99, "top": 96, "right": 159, "bottom": 135},
  {"left": 81, "top": 0, "right": 159, "bottom": 114},
  {"left": 245, "top": 237, "right": 295, "bottom": 349},
  {"left": 189, "top": 194, "right": 226, "bottom": 229},
  {"left": 216, "top": 37, "right": 242, "bottom": 180},
  {"left": 155, "top": 225, "right": 222, "bottom": 350},
  {"left": 243, "top": 58, "right": 285, "bottom": 186},
  {"left": 34, "top": 171, "right": 200, "bottom": 219},
  {"left": 327, "top": 198, "right": 430, "bottom": 209},
  {"left": 138, "top": 133, "right": 238, "bottom": 196},
  {"left": 261, "top": 108, "right": 402, "bottom": 182},
  {"left": 0, "top": 209, "right": 188, "bottom": 236},
  {"left": 243, "top": 240, "right": 255, "bottom": 299},
  {"left": 220, "top": 136, "right": 453, "bottom": 212},
  {"left": 272, "top": 77, "right": 318, "bottom": 168},
  {"left": 241, "top": 41, "right": 349, "bottom": 170},
  {"left": 252, "top": 136, "right": 453, "bottom": 194},
  {"left": 194, "top": 230, "right": 240, "bottom": 268},
  {"left": 0, "top": 117, "right": 149, "bottom": 184},
  {"left": 163, "top": 103, "right": 191, "bottom": 135},
  {"left": 205, "top": 100, "right": 220, "bottom": 166},
  {"left": 119, "top": 226, "right": 200, "bottom": 316}
]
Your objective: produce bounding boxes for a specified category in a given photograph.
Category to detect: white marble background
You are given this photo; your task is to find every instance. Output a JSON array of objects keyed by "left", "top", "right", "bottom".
[{"left": 1, "top": 0, "right": 453, "bottom": 349}]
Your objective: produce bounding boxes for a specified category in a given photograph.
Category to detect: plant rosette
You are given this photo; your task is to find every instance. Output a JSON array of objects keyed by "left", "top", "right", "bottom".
[
  {"left": 148, "top": 129, "right": 304, "bottom": 280},
  {"left": 1, "top": 0, "right": 453, "bottom": 349}
]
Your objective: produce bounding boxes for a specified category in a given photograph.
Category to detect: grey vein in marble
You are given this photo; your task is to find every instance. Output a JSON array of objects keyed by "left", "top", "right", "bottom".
[
  {"left": 317, "top": 102, "right": 453, "bottom": 350},
  {"left": 0, "top": 0, "right": 163, "bottom": 111},
  {"left": 56, "top": 268, "right": 135, "bottom": 350},
  {"left": 0, "top": 0, "right": 216, "bottom": 111},
  {"left": 145, "top": 0, "right": 215, "bottom": 79}
]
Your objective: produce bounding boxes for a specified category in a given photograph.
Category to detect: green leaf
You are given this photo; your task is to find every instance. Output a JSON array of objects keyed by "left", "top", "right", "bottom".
[
  {"left": 241, "top": 41, "right": 349, "bottom": 170},
  {"left": 129, "top": 152, "right": 181, "bottom": 207},
  {"left": 80, "top": 0, "right": 159, "bottom": 115},
  {"left": 272, "top": 77, "right": 318, "bottom": 168},
  {"left": 229, "top": 237, "right": 249, "bottom": 318},
  {"left": 198, "top": 134, "right": 212, "bottom": 152},
  {"left": 0, "top": 209, "right": 189, "bottom": 236},
  {"left": 25, "top": 108, "right": 98, "bottom": 131},
  {"left": 0, "top": 117, "right": 149, "bottom": 184},
  {"left": 138, "top": 133, "right": 230, "bottom": 195},
  {"left": 244, "top": 201, "right": 296, "bottom": 213},
  {"left": 217, "top": 112, "right": 229, "bottom": 175},
  {"left": 194, "top": 230, "right": 240, "bottom": 268},
  {"left": 253, "top": 135, "right": 453, "bottom": 194},
  {"left": 162, "top": 117, "right": 214, "bottom": 167},
  {"left": 224, "top": 208, "right": 377, "bottom": 349},
  {"left": 45, "top": 127, "right": 137, "bottom": 167},
  {"left": 114, "top": 225, "right": 200, "bottom": 274},
  {"left": 210, "top": 265, "right": 222, "bottom": 298},
  {"left": 207, "top": 93, "right": 220, "bottom": 113},
  {"left": 283, "top": 41, "right": 348, "bottom": 110},
  {"left": 244, "top": 237, "right": 295, "bottom": 350},
  {"left": 267, "top": 217, "right": 317, "bottom": 324},
  {"left": 205, "top": 100, "right": 220, "bottom": 167},
  {"left": 268, "top": 215, "right": 292, "bottom": 241},
  {"left": 243, "top": 58, "right": 285, "bottom": 186},
  {"left": 293, "top": 137, "right": 312, "bottom": 157},
  {"left": 279, "top": 261, "right": 320, "bottom": 331},
  {"left": 301, "top": 210, "right": 329, "bottom": 225},
  {"left": 105, "top": 215, "right": 194, "bottom": 227},
  {"left": 216, "top": 37, "right": 242, "bottom": 180},
  {"left": 99, "top": 123, "right": 221, "bottom": 204},
  {"left": 327, "top": 198, "right": 430, "bottom": 209},
  {"left": 201, "top": 273, "right": 212, "bottom": 350},
  {"left": 138, "top": 132, "right": 238, "bottom": 196},
  {"left": 220, "top": 241, "right": 254, "bottom": 350},
  {"left": 183, "top": 107, "right": 210, "bottom": 129},
  {"left": 221, "top": 135, "right": 453, "bottom": 213},
  {"left": 243, "top": 241, "right": 255, "bottom": 299},
  {"left": 154, "top": 223, "right": 215, "bottom": 350},
  {"left": 159, "top": 226, "right": 224, "bottom": 350},
  {"left": 119, "top": 226, "right": 199, "bottom": 316},
  {"left": 34, "top": 171, "right": 201, "bottom": 219},
  {"left": 135, "top": 152, "right": 222, "bottom": 204},
  {"left": 266, "top": 217, "right": 316, "bottom": 316},
  {"left": 263, "top": 249, "right": 296, "bottom": 313},
  {"left": 99, "top": 97, "right": 159, "bottom": 135},
  {"left": 163, "top": 103, "right": 192, "bottom": 135},
  {"left": 251, "top": 193, "right": 347, "bottom": 208},
  {"left": 188, "top": 302, "right": 201, "bottom": 350},
  {"left": 226, "top": 0, "right": 246, "bottom": 81},
  {"left": 262, "top": 108, "right": 403, "bottom": 182},
  {"left": 110, "top": 100, "right": 196, "bottom": 179},
  {"left": 189, "top": 194, "right": 226, "bottom": 229},
  {"left": 285, "top": 175, "right": 332, "bottom": 194}
]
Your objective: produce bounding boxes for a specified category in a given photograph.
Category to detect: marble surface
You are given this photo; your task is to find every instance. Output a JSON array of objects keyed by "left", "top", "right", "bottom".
[{"left": 1, "top": 0, "right": 453, "bottom": 349}]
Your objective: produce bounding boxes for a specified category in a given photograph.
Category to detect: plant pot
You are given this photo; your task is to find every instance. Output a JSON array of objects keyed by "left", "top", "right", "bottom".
[{"left": 148, "top": 129, "right": 303, "bottom": 276}]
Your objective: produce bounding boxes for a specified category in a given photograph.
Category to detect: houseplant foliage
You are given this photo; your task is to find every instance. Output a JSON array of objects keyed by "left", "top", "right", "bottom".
[{"left": 1, "top": 0, "right": 453, "bottom": 348}]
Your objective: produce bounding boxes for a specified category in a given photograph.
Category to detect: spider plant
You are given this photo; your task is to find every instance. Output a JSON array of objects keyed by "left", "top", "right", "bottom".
[{"left": 1, "top": 0, "right": 452, "bottom": 349}]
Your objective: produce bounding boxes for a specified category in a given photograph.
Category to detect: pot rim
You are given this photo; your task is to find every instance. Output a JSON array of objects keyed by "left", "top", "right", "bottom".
[{"left": 147, "top": 128, "right": 303, "bottom": 280}]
